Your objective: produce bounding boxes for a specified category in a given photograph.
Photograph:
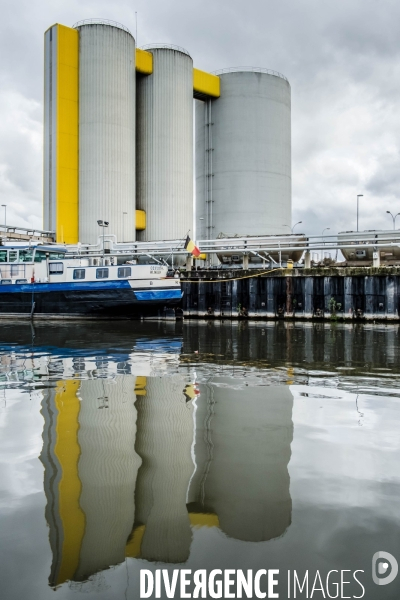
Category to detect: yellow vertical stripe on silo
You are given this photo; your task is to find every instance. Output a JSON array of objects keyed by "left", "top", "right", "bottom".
[
  {"left": 56, "top": 25, "right": 79, "bottom": 244},
  {"left": 53, "top": 380, "right": 85, "bottom": 585}
]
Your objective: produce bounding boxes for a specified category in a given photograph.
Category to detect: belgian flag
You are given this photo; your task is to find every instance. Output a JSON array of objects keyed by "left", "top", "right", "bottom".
[{"left": 184, "top": 235, "right": 201, "bottom": 258}]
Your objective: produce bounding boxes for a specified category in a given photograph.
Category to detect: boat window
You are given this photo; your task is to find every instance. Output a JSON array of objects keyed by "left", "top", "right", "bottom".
[
  {"left": 8, "top": 251, "right": 18, "bottom": 263},
  {"left": 96, "top": 268, "right": 109, "bottom": 279},
  {"left": 49, "top": 252, "right": 66, "bottom": 260},
  {"left": 118, "top": 267, "right": 131, "bottom": 278},
  {"left": 0, "top": 251, "right": 7, "bottom": 263},
  {"left": 16, "top": 279, "right": 28, "bottom": 284},
  {"left": 73, "top": 269, "right": 86, "bottom": 280},
  {"left": 19, "top": 249, "right": 34, "bottom": 262},
  {"left": 0, "top": 279, "right": 11, "bottom": 284},
  {"left": 34, "top": 250, "right": 47, "bottom": 263},
  {"left": 49, "top": 262, "right": 64, "bottom": 274}
]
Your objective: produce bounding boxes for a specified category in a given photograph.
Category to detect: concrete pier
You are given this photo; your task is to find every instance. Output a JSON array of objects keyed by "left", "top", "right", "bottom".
[{"left": 181, "top": 267, "right": 400, "bottom": 321}]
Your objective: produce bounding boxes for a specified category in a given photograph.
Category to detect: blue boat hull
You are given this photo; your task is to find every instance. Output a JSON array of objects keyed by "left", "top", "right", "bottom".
[{"left": 0, "top": 281, "right": 182, "bottom": 319}]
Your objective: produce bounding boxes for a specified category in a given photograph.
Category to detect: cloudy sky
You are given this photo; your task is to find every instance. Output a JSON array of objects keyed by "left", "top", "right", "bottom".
[{"left": 1, "top": 0, "right": 400, "bottom": 236}]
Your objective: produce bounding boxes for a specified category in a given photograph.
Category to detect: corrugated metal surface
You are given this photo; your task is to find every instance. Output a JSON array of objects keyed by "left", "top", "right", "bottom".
[
  {"left": 196, "top": 70, "right": 291, "bottom": 239},
  {"left": 77, "top": 24, "right": 136, "bottom": 245},
  {"left": 136, "top": 47, "right": 193, "bottom": 242},
  {"left": 43, "top": 26, "right": 58, "bottom": 233},
  {"left": 134, "top": 376, "right": 194, "bottom": 562},
  {"left": 75, "top": 377, "right": 140, "bottom": 580}
]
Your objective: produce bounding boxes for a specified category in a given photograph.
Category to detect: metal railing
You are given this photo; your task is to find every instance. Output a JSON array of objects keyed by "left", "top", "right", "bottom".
[
  {"left": 63, "top": 232, "right": 400, "bottom": 262},
  {"left": 2, "top": 226, "right": 400, "bottom": 265},
  {"left": 72, "top": 19, "right": 131, "bottom": 34},
  {"left": 140, "top": 43, "right": 191, "bottom": 57},
  {"left": 212, "top": 67, "right": 289, "bottom": 83},
  {"left": 0, "top": 224, "right": 55, "bottom": 241}
]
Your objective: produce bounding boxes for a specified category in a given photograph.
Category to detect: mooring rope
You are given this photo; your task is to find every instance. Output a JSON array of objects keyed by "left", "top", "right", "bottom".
[{"left": 181, "top": 267, "right": 286, "bottom": 283}]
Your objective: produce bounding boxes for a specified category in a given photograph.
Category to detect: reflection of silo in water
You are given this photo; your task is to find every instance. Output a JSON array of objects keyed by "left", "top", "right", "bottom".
[
  {"left": 188, "top": 383, "right": 293, "bottom": 541},
  {"left": 40, "top": 376, "right": 141, "bottom": 586},
  {"left": 40, "top": 381, "right": 85, "bottom": 587},
  {"left": 74, "top": 377, "right": 141, "bottom": 581},
  {"left": 134, "top": 376, "right": 194, "bottom": 563}
]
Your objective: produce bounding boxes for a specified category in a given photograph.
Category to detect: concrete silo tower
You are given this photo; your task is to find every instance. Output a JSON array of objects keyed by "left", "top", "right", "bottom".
[
  {"left": 196, "top": 68, "right": 291, "bottom": 239},
  {"left": 136, "top": 45, "right": 194, "bottom": 241},
  {"left": 75, "top": 20, "right": 136, "bottom": 244}
]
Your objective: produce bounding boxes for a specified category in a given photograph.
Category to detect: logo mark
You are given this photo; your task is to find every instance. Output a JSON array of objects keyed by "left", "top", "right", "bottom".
[{"left": 372, "top": 552, "right": 398, "bottom": 586}]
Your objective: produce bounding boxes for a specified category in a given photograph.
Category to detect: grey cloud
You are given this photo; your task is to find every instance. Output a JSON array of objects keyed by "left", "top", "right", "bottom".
[{"left": 1, "top": 0, "right": 400, "bottom": 234}]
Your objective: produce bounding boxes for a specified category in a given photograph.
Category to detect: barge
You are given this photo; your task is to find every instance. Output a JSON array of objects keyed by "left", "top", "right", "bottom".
[{"left": 0, "top": 244, "right": 182, "bottom": 319}]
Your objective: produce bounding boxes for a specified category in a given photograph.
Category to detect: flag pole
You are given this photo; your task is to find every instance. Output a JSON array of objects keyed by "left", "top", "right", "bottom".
[{"left": 164, "top": 231, "right": 191, "bottom": 266}]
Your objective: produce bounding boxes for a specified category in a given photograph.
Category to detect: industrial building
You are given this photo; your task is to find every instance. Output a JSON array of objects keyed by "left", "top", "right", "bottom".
[{"left": 43, "top": 19, "right": 291, "bottom": 245}]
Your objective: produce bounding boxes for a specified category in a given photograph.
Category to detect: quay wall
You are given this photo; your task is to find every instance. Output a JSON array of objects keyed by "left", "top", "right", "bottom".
[{"left": 181, "top": 268, "right": 400, "bottom": 321}]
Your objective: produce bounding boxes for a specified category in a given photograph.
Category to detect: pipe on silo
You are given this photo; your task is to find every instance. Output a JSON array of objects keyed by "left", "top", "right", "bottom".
[
  {"left": 77, "top": 23, "right": 136, "bottom": 244},
  {"left": 136, "top": 47, "right": 193, "bottom": 242},
  {"left": 196, "top": 70, "right": 291, "bottom": 239}
]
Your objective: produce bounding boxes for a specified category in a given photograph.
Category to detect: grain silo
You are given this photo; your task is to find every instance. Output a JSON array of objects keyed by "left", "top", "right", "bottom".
[
  {"left": 196, "top": 68, "right": 291, "bottom": 239},
  {"left": 75, "top": 20, "right": 136, "bottom": 244},
  {"left": 136, "top": 45, "right": 193, "bottom": 241}
]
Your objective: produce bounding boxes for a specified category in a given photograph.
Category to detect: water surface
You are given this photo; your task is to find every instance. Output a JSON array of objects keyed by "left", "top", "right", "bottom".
[{"left": 0, "top": 321, "right": 399, "bottom": 599}]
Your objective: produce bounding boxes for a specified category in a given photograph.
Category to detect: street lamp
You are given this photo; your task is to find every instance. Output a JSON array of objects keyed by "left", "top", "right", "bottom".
[
  {"left": 291, "top": 221, "right": 302, "bottom": 234},
  {"left": 322, "top": 227, "right": 330, "bottom": 246},
  {"left": 356, "top": 194, "right": 363, "bottom": 232},
  {"left": 97, "top": 220, "right": 109, "bottom": 262},
  {"left": 386, "top": 210, "right": 400, "bottom": 230},
  {"left": 1, "top": 204, "right": 6, "bottom": 227},
  {"left": 282, "top": 222, "right": 302, "bottom": 234}
]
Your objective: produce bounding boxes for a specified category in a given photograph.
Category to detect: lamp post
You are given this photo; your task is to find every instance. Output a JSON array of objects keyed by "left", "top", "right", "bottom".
[
  {"left": 1, "top": 204, "right": 6, "bottom": 227},
  {"left": 356, "top": 194, "right": 363, "bottom": 232},
  {"left": 282, "top": 222, "right": 302, "bottom": 234},
  {"left": 291, "top": 221, "right": 302, "bottom": 234},
  {"left": 322, "top": 227, "right": 330, "bottom": 244},
  {"left": 386, "top": 210, "right": 400, "bottom": 230},
  {"left": 97, "top": 220, "right": 109, "bottom": 263}
]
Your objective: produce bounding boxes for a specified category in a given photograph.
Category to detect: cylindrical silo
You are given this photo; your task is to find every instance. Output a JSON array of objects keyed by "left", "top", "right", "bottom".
[
  {"left": 75, "top": 20, "right": 136, "bottom": 244},
  {"left": 196, "top": 69, "right": 291, "bottom": 239},
  {"left": 136, "top": 45, "right": 193, "bottom": 241}
]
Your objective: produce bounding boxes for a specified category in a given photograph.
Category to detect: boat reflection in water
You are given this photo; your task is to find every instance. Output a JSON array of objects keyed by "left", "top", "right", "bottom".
[{"left": 40, "top": 372, "right": 293, "bottom": 587}]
